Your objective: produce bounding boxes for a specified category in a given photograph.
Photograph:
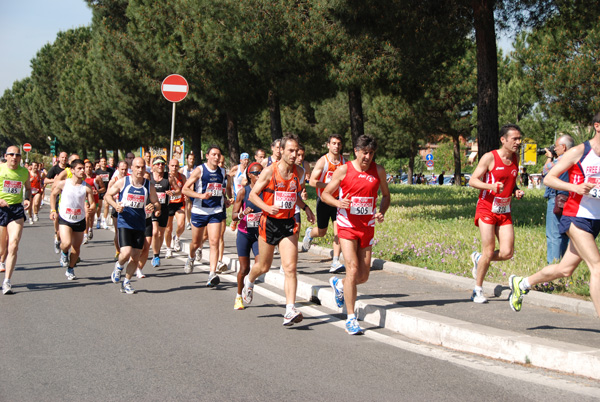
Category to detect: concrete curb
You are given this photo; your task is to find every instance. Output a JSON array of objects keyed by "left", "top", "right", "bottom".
[{"left": 178, "top": 235, "right": 600, "bottom": 380}]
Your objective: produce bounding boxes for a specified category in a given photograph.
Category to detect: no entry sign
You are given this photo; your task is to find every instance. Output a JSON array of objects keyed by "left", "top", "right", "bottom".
[
  {"left": 23, "top": 143, "right": 32, "bottom": 152},
  {"left": 161, "top": 74, "right": 189, "bottom": 103}
]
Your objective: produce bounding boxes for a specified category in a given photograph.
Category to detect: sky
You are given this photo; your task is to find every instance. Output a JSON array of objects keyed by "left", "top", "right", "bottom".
[{"left": 0, "top": 0, "right": 93, "bottom": 93}]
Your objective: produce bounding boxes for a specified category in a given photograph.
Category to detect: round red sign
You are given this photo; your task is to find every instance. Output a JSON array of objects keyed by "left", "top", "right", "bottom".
[
  {"left": 161, "top": 74, "right": 189, "bottom": 103},
  {"left": 23, "top": 143, "right": 32, "bottom": 152}
]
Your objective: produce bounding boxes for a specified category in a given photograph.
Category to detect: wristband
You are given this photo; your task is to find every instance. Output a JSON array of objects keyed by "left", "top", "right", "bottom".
[
  {"left": 303, "top": 205, "right": 308, "bottom": 211},
  {"left": 51, "top": 209, "right": 56, "bottom": 212},
  {"left": 239, "top": 211, "right": 245, "bottom": 219}
]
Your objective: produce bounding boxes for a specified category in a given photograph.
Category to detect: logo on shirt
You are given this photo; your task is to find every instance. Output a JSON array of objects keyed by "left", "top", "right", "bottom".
[
  {"left": 586, "top": 166, "right": 600, "bottom": 175},
  {"left": 511, "top": 169, "right": 518, "bottom": 177},
  {"left": 358, "top": 173, "right": 376, "bottom": 183}
]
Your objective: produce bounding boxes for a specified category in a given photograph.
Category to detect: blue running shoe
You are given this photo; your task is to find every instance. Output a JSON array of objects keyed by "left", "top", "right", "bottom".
[
  {"left": 329, "top": 276, "right": 344, "bottom": 308},
  {"left": 345, "top": 318, "right": 363, "bottom": 335},
  {"left": 60, "top": 251, "right": 68, "bottom": 268},
  {"left": 111, "top": 263, "right": 123, "bottom": 284},
  {"left": 151, "top": 256, "right": 160, "bottom": 268},
  {"left": 96, "top": 220, "right": 101, "bottom": 230}
]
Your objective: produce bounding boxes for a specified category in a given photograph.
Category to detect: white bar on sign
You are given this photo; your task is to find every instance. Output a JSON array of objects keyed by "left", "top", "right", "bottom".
[{"left": 163, "top": 84, "right": 188, "bottom": 93}]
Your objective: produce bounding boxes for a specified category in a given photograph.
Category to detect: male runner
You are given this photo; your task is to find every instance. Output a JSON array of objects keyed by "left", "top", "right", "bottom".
[
  {"left": 150, "top": 156, "right": 179, "bottom": 267},
  {"left": 105, "top": 157, "right": 159, "bottom": 294},
  {"left": 95, "top": 157, "right": 114, "bottom": 229},
  {"left": 261, "top": 139, "right": 281, "bottom": 168},
  {"left": 50, "top": 159, "right": 95, "bottom": 280},
  {"left": 241, "top": 134, "right": 315, "bottom": 325},
  {"left": 182, "top": 146, "right": 231, "bottom": 287},
  {"left": 468, "top": 124, "right": 525, "bottom": 303},
  {"left": 254, "top": 149, "right": 266, "bottom": 165},
  {"left": 164, "top": 158, "right": 186, "bottom": 259},
  {"left": 303, "top": 134, "right": 346, "bottom": 273},
  {"left": 322, "top": 135, "right": 390, "bottom": 335},
  {"left": 509, "top": 113, "right": 600, "bottom": 317},
  {"left": 83, "top": 160, "right": 105, "bottom": 243},
  {"left": 228, "top": 152, "right": 250, "bottom": 231},
  {"left": 180, "top": 153, "right": 195, "bottom": 230},
  {"left": 27, "top": 162, "right": 44, "bottom": 224},
  {"left": 45, "top": 151, "right": 68, "bottom": 253},
  {"left": 107, "top": 161, "right": 129, "bottom": 260},
  {"left": 0, "top": 147, "right": 31, "bottom": 294}
]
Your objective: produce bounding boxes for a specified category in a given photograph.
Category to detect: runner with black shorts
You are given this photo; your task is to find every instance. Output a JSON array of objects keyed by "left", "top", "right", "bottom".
[
  {"left": 0, "top": 146, "right": 31, "bottom": 295},
  {"left": 241, "top": 134, "right": 315, "bottom": 326},
  {"left": 164, "top": 159, "right": 185, "bottom": 259},
  {"left": 180, "top": 153, "right": 195, "bottom": 230},
  {"left": 321, "top": 135, "right": 390, "bottom": 335},
  {"left": 107, "top": 161, "right": 129, "bottom": 260},
  {"left": 95, "top": 157, "right": 114, "bottom": 229},
  {"left": 232, "top": 162, "right": 263, "bottom": 310},
  {"left": 83, "top": 160, "right": 105, "bottom": 243},
  {"left": 44, "top": 151, "right": 68, "bottom": 254},
  {"left": 150, "top": 156, "right": 179, "bottom": 268},
  {"left": 50, "top": 159, "right": 95, "bottom": 280},
  {"left": 105, "top": 157, "right": 159, "bottom": 294}
]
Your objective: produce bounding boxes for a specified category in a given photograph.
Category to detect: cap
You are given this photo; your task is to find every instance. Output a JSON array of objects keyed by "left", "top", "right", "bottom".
[{"left": 240, "top": 153, "right": 249, "bottom": 160}]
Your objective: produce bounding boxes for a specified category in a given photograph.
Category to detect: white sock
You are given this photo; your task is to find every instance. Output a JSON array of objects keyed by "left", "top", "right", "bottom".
[
  {"left": 3, "top": 278, "right": 9, "bottom": 285},
  {"left": 245, "top": 275, "right": 254, "bottom": 287},
  {"left": 237, "top": 293, "right": 242, "bottom": 298},
  {"left": 332, "top": 256, "right": 339, "bottom": 264},
  {"left": 347, "top": 314, "right": 356, "bottom": 321},
  {"left": 123, "top": 278, "right": 130, "bottom": 284},
  {"left": 286, "top": 304, "right": 295, "bottom": 313},
  {"left": 474, "top": 285, "right": 483, "bottom": 292},
  {"left": 336, "top": 279, "right": 344, "bottom": 291},
  {"left": 520, "top": 277, "right": 531, "bottom": 291}
]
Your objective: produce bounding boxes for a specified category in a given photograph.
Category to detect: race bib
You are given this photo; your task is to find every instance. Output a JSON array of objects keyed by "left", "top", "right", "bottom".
[
  {"left": 171, "top": 194, "right": 182, "bottom": 203},
  {"left": 325, "top": 171, "right": 334, "bottom": 183},
  {"left": 66, "top": 207, "right": 83, "bottom": 221},
  {"left": 246, "top": 212, "right": 262, "bottom": 228},
  {"left": 585, "top": 177, "right": 600, "bottom": 199},
  {"left": 157, "top": 192, "right": 167, "bottom": 204},
  {"left": 491, "top": 196, "right": 511, "bottom": 214},
  {"left": 206, "top": 182, "right": 223, "bottom": 197},
  {"left": 31, "top": 188, "right": 39, "bottom": 195},
  {"left": 350, "top": 197, "right": 374, "bottom": 215},
  {"left": 274, "top": 191, "right": 296, "bottom": 210},
  {"left": 2, "top": 180, "right": 22, "bottom": 194},
  {"left": 99, "top": 173, "right": 109, "bottom": 183},
  {"left": 122, "top": 193, "right": 145, "bottom": 208}
]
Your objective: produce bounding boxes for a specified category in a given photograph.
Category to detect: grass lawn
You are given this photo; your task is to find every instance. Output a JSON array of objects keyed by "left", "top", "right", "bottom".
[{"left": 299, "top": 184, "right": 592, "bottom": 298}]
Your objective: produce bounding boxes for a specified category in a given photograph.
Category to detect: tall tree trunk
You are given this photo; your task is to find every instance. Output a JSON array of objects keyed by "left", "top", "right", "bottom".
[
  {"left": 268, "top": 89, "right": 282, "bottom": 141},
  {"left": 190, "top": 120, "right": 202, "bottom": 166},
  {"left": 226, "top": 111, "right": 240, "bottom": 167},
  {"left": 407, "top": 141, "right": 418, "bottom": 185},
  {"left": 453, "top": 133, "right": 462, "bottom": 186},
  {"left": 348, "top": 87, "right": 364, "bottom": 148},
  {"left": 472, "top": 0, "right": 499, "bottom": 158}
]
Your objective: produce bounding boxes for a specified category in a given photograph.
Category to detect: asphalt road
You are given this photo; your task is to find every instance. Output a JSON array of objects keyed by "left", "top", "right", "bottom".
[{"left": 1, "top": 213, "right": 599, "bottom": 401}]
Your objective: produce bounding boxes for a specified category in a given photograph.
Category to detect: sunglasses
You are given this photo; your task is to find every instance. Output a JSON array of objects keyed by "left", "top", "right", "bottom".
[
  {"left": 248, "top": 171, "right": 261, "bottom": 176},
  {"left": 6, "top": 153, "right": 21, "bottom": 157}
]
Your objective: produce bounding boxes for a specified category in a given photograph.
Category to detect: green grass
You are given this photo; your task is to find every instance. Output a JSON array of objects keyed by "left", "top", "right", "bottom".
[{"left": 299, "top": 184, "right": 591, "bottom": 299}]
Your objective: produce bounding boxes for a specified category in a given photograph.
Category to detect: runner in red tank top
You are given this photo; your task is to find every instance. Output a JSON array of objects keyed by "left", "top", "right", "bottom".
[
  {"left": 83, "top": 160, "right": 105, "bottom": 244},
  {"left": 241, "top": 134, "right": 315, "bottom": 327},
  {"left": 27, "top": 161, "right": 45, "bottom": 224},
  {"left": 321, "top": 135, "right": 390, "bottom": 335},
  {"left": 469, "top": 124, "right": 525, "bottom": 304}
]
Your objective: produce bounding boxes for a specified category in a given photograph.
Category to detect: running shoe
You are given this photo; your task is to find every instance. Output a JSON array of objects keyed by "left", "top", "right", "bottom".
[
  {"left": 65, "top": 268, "right": 76, "bottom": 281},
  {"left": 96, "top": 219, "right": 101, "bottom": 229},
  {"left": 106, "top": 215, "right": 113, "bottom": 227},
  {"left": 216, "top": 261, "right": 227, "bottom": 273},
  {"left": 470, "top": 251, "right": 481, "bottom": 279},
  {"left": 114, "top": 251, "right": 120, "bottom": 261},
  {"left": 234, "top": 296, "right": 245, "bottom": 310},
  {"left": 60, "top": 251, "right": 68, "bottom": 268},
  {"left": 151, "top": 256, "right": 160, "bottom": 268},
  {"left": 279, "top": 266, "right": 284, "bottom": 274},
  {"left": 173, "top": 236, "right": 181, "bottom": 252},
  {"left": 135, "top": 268, "right": 146, "bottom": 279},
  {"left": 283, "top": 307, "right": 303, "bottom": 326},
  {"left": 345, "top": 317, "right": 364, "bottom": 335},
  {"left": 165, "top": 249, "right": 173, "bottom": 259},
  {"left": 101, "top": 218, "right": 107, "bottom": 229},
  {"left": 186, "top": 222, "right": 192, "bottom": 230},
  {"left": 33, "top": 214, "right": 39, "bottom": 222},
  {"left": 0, "top": 262, "right": 5, "bottom": 272},
  {"left": 28, "top": 217, "right": 33, "bottom": 225},
  {"left": 302, "top": 227, "right": 313, "bottom": 252},
  {"left": 88, "top": 228, "right": 93, "bottom": 240},
  {"left": 184, "top": 257, "right": 194, "bottom": 274},
  {"left": 329, "top": 276, "right": 345, "bottom": 308},
  {"left": 274, "top": 245, "right": 279, "bottom": 255},
  {"left": 120, "top": 281, "right": 136, "bottom": 294},
  {"left": 82, "top": 234, "right": 89, "bottom": 244},
  {"left": 206, "top": 273, "right": 220, "bottom": 287},
  {"left": 242, "top": 276, "right": 254, "bottom": 304},
  {"left": 111, "top": 263, "right": 123, "bottom": 283},
  {"left": 230, "top": 220, "right": 238, "bottom": 231},
  {"left": 508, "top": 275, "right": 528, "bottom": 312},
  {"left": 195, "top": 248, "right": 202, "bottom": 262},
  {"left": 54, "top": 238, "right": 61, "bottom": 254},
  {"left": 329, "top": 260, "right": 345, "bottom": 273},
  {"left": 471, "top": 289, "right": 488, "bottom": 304},
  {"left": 2, "top": 281, "right": 13, "bottom": 295}
]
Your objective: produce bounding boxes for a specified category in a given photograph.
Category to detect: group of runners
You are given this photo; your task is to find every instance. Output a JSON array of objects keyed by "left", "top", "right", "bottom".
[{"left": 2, "top": 116, "right": 600, "bottom": 335}]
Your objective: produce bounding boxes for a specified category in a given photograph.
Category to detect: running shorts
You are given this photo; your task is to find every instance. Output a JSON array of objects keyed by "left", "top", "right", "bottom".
[
  {"left": 338, "top": 225, "right": 374, "bottom": 249},
  {"left": 474, "top": 207, "right": 512, "bottom": 227},
  {"left": 168, "top": 202, "right": 184, "bottom": 217},
  {"left": 144, "top": 218, "right": 153, "bottom": 238},
  {"left": 559, "top": 215, "right": 600, "bottom": 238},
  {"left": 316, "top": 197, "right": 337, "bottom": 229},
  {"left": 259, "top": 215, "right": 298, "bottom": 246},
  {"left": 236, "top": 229, "right": 259, "bottom": 258},
  {"left": 191, "top": 211, "right": 225, "bottom": 228},
  {"left": 58, "top": 216, "right": 86, "bottom": 232},
  {"left": 151, "top": 206, "right": 169, "bottom": 227},
  {"left": 118, "top": 227, "right": 145, "bottom": 249},
  {"left": 0, "top": 204, "right": 25, "bottom": 226}
]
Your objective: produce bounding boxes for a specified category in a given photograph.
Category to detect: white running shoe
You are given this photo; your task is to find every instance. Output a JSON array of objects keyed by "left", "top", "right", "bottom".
[
  {"left": 28, "top": 217, "right": 33, "bottom": 225},
  {"left": 120, "top": 281, "right": 136, "bottom": 294},
  {"left": 195, "top": 248, "right": 202, "bottom": 262},
  {"left": 0, "top": 262, "right": 5, "bottom": 272},
  {"left": 88, "top": 228, "right": 93, "bottom": 240},
  {"left": 186, "top": 222, "right": 192, "bottom": 230},
  {"left": 2, "top": 281, "right": 13, "bottom": 295},
  {"left": 301, "top": 227, "right": 313, "bottom": 252},
  {"left": 283, "top": 307, "right": 303, "bottom": 326},
  {"left": 206, "top": 273, "right": 220, "bottom": 287},
  {"left": 173, "top": 236, "right": 181, "bottom": 252},
  {"left": 471, "top": 289, "right": 488, "bottom": 304},
  {"left": 82, "top": 234, "right": 89, "bottom": 244},
  {"left": 242, "top": 276, "right": 254, "bottom": 304},
  {"left": 54, "top": 238, "right": 61, "bottom": 254},
  {"left": 165, "top": 249, "right": 173, "bottom": 259},
  {"left": 101, "top": 218, "right": 107, "bottom": 229},
  {"left": 33, "top": 214, "right": 39, "bottom": 222},
  {"left": 216, "top": 261, "right": 227, "bottom": 273},
  {"left": 184, "top": 257, "right": 194, "bottom": 274},
  {"left": 135, "top": 268, "right": 146, "bottom": 279},
  {"left": 65, "top": 268, "right": 76, "bottom": 281},
  {"left": 329, "top": 260, "right": 345, "bottom": 273},
  {"left": 470, "top": 252, "right": 481, "bottom": 279}
]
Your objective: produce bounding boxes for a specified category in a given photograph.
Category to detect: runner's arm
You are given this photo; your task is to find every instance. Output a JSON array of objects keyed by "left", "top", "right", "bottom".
[
  {"left": 149, "top": 185, "right": 161, "bottom": 216},
  {"left": 248, "top": 165, "right": 278, "bottom": 215},
  {"left": 232, "top": 187, "right": 251, "bottom": 221},
  {"left": 182, "top": 166, "right": 211, "bottom": 200},
  {"left": 308, "top": 157, "right": 326, "bottom": 189},
  {"left": 86, "top": 185, "right": 96, "bottom": 213},
  {"left": 468, "top": 152, "right": 496, "bottom": 192},
  {"left": 376, "top": 165, "right": 391, "bottom": 221},
  {"left": 104, "top": 178, "right": 124, "bottom": 212},
  {"left": 23, "top": 176, "right": 32, "bottom": 210},
  {"left": 544, "top": 144, "right": 593, "bottom": 195},
  {"left": 321, "top": 165, "right": 348, "bottom": 209}
]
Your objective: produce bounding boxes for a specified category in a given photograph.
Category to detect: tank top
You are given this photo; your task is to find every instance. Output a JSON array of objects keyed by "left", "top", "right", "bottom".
[
  {"left": 317, "top": 154, "right": 346, "bottom": 198},
  {"left": 476, "top": 150, "right": 519, "bottom": 215},
  {"left": 192, "top": 164, "right": 226, "bottom": 216},
  {"left": 262, "top": 161, "right": 300, "bottom": 220},
  {"left": 337, "top": 161, "right": 380, "bottom": 229},
  {"left": 84, "top": 174, "right": 100, "bottom": 203},
  {"left": 117, "top": 176, "right": 150, "bottom": 231},
  {"left": 233, "top": 164, "right": 245, "bottom": 199},
  {"left": 151, "top": 172, "right": 170, "bottom": 209},
  {"left": 0, "top": 164, "right": 29, "bottom": 205},
  {"left": 562, "top": 141, "right": 600, "bottom": 219},
  {"left": 95, "top": 168, "right": 113, "bottom": 185},
  {"left": 30, "top": 171, "right": 42, "bottom": 194},
  {"left": 58, "top": 180, "right": 88, "bottom": 223},
  {"left": 267, "top": 156, "right": 275, "bottom": 167},
  {"left": 238, "top": 185, "right": 262, "bottom": 234},
  {"left": 169, "top": 172, "right": 185, "bottom": 204}
]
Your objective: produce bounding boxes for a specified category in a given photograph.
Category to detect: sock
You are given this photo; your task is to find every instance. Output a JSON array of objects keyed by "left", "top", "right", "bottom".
[
  {"left": 3, "top": 278, "right": 9, "bottom": 284},
  {"left": 123, "top": 278, "right": 130, "bottom": 285},
  {"left": 332, "top": 256, "right": 339, "bottom": 264},
  {"left": 347, "top": 314, "right": 356, "bottom": 321},
  {"left": 336, "top": 279, "right": 344, "bottom": 291},
  {"left": 154, "top": 254, "right": 159, "bottom": 258},
  {"left": 237, "top": 293, "right": 242, "bottom": 298},
  {"left": 474, "top": 285, "right": 483, "bottom": 292},
  {"left": 520, "top": 277, "right": 531, "bottom": 291},
  {"left": 115, "top": 262, "right": 123, "bottom": 270},
  {"left": 286, "top": 304, "right": 295, "bottom": 313},
  {"left": 245, "top": 275, "right": 254, "bottom": 287}
]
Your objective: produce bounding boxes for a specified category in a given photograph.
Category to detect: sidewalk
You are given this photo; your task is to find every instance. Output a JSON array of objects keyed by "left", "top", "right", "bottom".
[{"left": 176, "top": 228, "right": 600, "bottom": 380}]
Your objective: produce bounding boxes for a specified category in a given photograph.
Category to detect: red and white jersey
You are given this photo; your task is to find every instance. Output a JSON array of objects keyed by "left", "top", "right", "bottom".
[
  {"left": 30, "top": 171, "right": 42, "bottom": 194},
  {"left": 337, "top": 161, "right": 380, "bottom": 229},
  {"left": 317, "top": 154, "right": 346, "bottom": 198},
  {"left": 562, "top": 141, "right": 600, "bottom": 219},
  {"left": 476, "top": 150, "right": 519, "bottom": 215}
]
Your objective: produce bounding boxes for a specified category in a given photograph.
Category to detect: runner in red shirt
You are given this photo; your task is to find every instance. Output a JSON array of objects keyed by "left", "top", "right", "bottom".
[
  {"left": 321, "top": 135, "right": 390, "bottom": 335},
  {"left": 83, "top": 160, "right": 105, "bottom": 244},
  {"left": 469, "top": 124, "right": 525, "bottom": 303}
]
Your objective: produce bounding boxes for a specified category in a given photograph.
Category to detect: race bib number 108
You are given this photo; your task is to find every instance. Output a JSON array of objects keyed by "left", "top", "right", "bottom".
[{"left": 274, "top": 191, "right": 296, "bottom": 210}]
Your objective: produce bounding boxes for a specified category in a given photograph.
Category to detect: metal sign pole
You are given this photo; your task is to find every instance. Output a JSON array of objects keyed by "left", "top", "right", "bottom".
[{"left": 170, "top": 102, "right": 176, "bottom": 161}]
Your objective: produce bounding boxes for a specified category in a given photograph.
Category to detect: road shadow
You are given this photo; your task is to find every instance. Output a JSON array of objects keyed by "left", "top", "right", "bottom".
[{"left": 527, "top": 325, "right": 600, "bottom": 334}]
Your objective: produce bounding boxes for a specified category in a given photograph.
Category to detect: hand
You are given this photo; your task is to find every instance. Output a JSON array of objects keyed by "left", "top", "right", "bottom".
[
  {"left": 0, "top": 199, "right": 8, "bottom": 208},
  {"left": 267, "top": 205, "right": 280, "bottom": 215},
  {"left": 305, "top": 207, "right": 315, "bottom": 224},
  {"left": 200, "top": 192, "right": 212, "bottom": 200},
  {"left": 23, "top": 200, "right": 31, "bottom": 210},
  {"left": 339, "top": 193, "right": 351, "bottom": 209},
  {"left": 154, "top": 209, "right": 161, "bottom": 217},
  {"left": 375, "top": 212, "right": 385, "bottom": 223},
  {"left": 514, "top": 190, "right": 524, "bottom": 199},
  {"left": 575, "top": 182, "right": 596, "bottom": 195},
  {"left": 545, "top": 149, "right": 553, "bottom": 159},
  {"left": 50, "top": 211, "right": 57, "bottom": 221},
  {"left": 492, "top": 182, "right": 504, "bottom": 194},
  {"left": 115, "top": 203, "right": 124, "bottom": 213},
  {"left": 225, "top": 198, "right": 233, "bottom": 208},
  {"left": 243, "top": 207, "right": 253, "bottom": 215},
  {"left": 166, "top": 190, "right": 174, "bottom": 197},
  {"left": 301, "top": 188, "right": 308, "bottom": 201}
]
